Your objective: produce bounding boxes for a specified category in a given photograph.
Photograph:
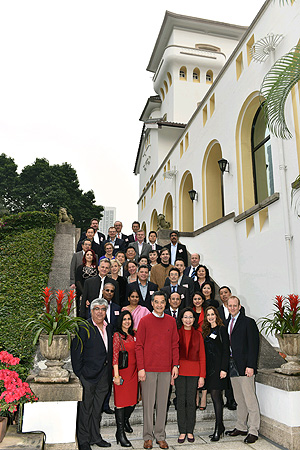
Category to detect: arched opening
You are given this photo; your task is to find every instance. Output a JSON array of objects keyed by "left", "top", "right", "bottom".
[
  {"left": 141, "top": 221, "right": 147, "bottom": 236},
  {"left": 202, "top": 141, "right": 223, "bottom": 225},
  {"left": 163, "top": 193, "right": 173, "bottom": 229},
  {"left": 235, "top": 92, "right": 262, "bottom": 213},
  {"left": 150, "top": 209, "right": 158, "bottom": 231},
  {"left": 206, "top": 70, "right": 213, "bottom": 84},
  {"left": 164, "top": 80, "right": 168, "bottom": 94},
  {"left": 179, "top": 66, "right": 187, "bottom": 81},
  {"left": 179, "top": 171, "right": 194, "bottom": 232},
  {"left": 251, "top": 104, "right": 274, "bottom": 203},
  {"left": 193, "top": 67, "right": 200, "bottom": 83},
  {"left": 160, "top": 88, "right": 165, "bottom": 100},
  {"left": 167, "top": 72, "right": 172, "bottom": 86}
]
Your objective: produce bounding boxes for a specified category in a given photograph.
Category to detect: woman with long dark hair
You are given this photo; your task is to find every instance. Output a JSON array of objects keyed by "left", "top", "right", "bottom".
[
  {"left": 122, "top": 289, "right": 150, "bottom": 331},
  {"left": 194, "top": 265, "right": 210, "bottom": 292},
  {"left": 110, "top": 259, "right": 128, "bottom": 308},
  {"left": 113, "top": 310, "right": 138, "bottom": 447},
  {"left": 200, "top": 281, "right": 219, "bottom": 308},
  {"left": 75, "top": 249, "right": 98, "bottom": 298},
  {"left": 174, "top": 307, "right": 206, "bottom": 443},
  {"left": 202, "top": 306, "right": 230, "bottom": 441}
]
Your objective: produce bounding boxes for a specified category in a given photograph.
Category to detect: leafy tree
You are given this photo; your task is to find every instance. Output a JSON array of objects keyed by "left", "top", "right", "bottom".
[
  {"left": 0, "top": 153, "right": 19, "bottom": 211},
  {"left": 0, "top": 155, "right": 103, "bottom": 230}
]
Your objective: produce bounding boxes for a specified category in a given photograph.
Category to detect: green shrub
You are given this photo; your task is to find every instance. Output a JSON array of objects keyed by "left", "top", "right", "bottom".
[
  {"left": 0, "top": 227, "right": 55, "bottom": 375},
  {"left": 0, "top": 211, "right": 57, "bottom": 238}
]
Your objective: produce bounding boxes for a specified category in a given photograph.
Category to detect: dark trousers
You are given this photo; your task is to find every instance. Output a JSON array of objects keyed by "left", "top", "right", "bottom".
[
  {"left": 77, "top": 367, "right": 109, "bottom": 446},
  {"left": 175, "top": 375, "right": 198, "bottom": 434}
]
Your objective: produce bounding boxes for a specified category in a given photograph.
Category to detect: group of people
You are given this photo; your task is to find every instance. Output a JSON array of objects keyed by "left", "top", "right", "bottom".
[{"left": 70, "top": 218, "right": 260, "bottom": 450}]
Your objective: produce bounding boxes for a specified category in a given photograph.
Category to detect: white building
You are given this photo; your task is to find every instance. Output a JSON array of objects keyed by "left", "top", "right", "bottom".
[
  {"left": 134, "top": 1, "right": 300, "bottom": 329},
  {"left": 99, "top": 206, "right": 116, "bottom": 234},
  {"left": 134, "top": 4, "right": 300, "bottom": 445}
]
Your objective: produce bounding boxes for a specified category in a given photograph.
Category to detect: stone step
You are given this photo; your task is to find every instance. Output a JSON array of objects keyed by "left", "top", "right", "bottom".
[{"left": 0, "top": 425, "right": 44, "bottom": 449}]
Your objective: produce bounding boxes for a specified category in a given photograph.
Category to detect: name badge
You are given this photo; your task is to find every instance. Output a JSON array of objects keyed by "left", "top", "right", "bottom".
[
  {"left": 181, "top": 294, "right": 184, "bottom": 299},
  {"left": 150, "top": 291, "right": 154, "bottom": 295},
  {"left": 183, "top": 284, "right": 188, "bottom": 288},
  {"left": 179, "top": 249, "right": 183, "bottom": 253},
  {"left": 125, "top": 238, "right": 129, "bottom": 242},
  {"left": 115, "top": 245, "right": 119, "bottom": 249},
  {"left": 209, "top": 333, "right": 217, "bottom": 339},
  {"left": 115, "top": 311, "right": 119, "bottom": 315}
]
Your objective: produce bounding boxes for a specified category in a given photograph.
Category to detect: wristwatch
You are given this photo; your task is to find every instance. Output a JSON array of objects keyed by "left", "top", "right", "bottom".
[{"left": 173, "top": 365, "right": 180, "bottom": 368}]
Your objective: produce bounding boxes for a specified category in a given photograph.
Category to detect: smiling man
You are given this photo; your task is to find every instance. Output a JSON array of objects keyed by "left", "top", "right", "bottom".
[
  {"left": 136, "top": 291, "right": 179, "bottom": 450},
  {"left": 71, "top": 298, "right": 113, "bottom": 450}
]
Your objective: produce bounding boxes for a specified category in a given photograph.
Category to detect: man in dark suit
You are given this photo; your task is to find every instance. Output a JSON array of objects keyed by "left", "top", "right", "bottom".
[
  {"left": 114, "top": 221, "right": 129, "bottom": 248},
  {"left": 102, "top": 282, "right": 121, "bottom": 415},
  {"left": 161, "top": 268, "right": 189, "bottom": 309},
  {"left": 79, "top": 218, "right": 105, "bottom": 245},
  {"left": 127, "top": 265, "right": 158, "bottom": 311},
  {"left": 164, "top": 291, "right": 182, "bottom": 320},
  {"left": 102, "top": 226, "right": 125, "bottom": 256},
  {"left": 71, "top": 298, "right": 112, "bottom": 450},
  {"left": 166, "top": 231, "right": 188, "bottom": 267},
  {"left": 184, "top": 253, "right": 201, "bottom": 280},
  {"left": 128, "top": 229, "right": 152, "bottom": 261},
  {"left": 164, "top": 258, "right": 194, "bottom": 302},
  {"left": 148, "top": 231, "right": 162, "bottom": 252},
  {"left": 225, "top": 296, "right": 260, "bottom": 444},
  {"left": 80, "top": 259, "right": 119, "bottom": 318},
  {"left": 127, "top": 221, "right": 146, "bottom": 243},
  {"left": 77, "top": 227, "right": 102, "bottom": 258}
]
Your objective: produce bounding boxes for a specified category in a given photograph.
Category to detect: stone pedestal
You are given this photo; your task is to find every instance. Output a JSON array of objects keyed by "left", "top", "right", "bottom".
[
  {"left": 24, "top": 377, "right": 82, "bottom": 443},
  {"left": 256, "top": 369, "right": 300, "bottom": 450}
]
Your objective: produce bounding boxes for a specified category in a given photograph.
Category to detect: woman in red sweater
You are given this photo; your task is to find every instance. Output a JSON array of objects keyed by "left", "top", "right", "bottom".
[{"left": 175, "top": 307, "right": 206, "bottom": 443}]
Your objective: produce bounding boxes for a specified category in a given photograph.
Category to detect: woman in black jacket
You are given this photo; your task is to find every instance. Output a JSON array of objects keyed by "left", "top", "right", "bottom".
[{"left": 202, "top": 306, "right": 230, "bottom": 441}]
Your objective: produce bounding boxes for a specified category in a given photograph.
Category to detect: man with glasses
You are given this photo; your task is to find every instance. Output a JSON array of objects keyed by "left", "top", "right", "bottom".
[
  {"left": 80, "top": 259, "right": 119, "bottom": 318},
  {"left": 71, "top": 298, "right": 113, "bottom": 450}
]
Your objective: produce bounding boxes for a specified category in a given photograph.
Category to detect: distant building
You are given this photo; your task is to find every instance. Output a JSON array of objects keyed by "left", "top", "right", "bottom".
[{"left": 99, "top": 207, "right": 116, "bottom": 234}]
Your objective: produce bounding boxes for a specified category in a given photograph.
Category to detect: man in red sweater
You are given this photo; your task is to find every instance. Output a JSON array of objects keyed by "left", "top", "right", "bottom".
[{"left": 136, "top": 291, "right": 179, "bottom": 450}]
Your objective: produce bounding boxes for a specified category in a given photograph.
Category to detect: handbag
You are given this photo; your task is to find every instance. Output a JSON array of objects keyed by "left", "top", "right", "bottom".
[
  {"left": 118, "top": 333, "right": 128, "bottom": 369},
  {"left": 229, "top": 357, "right": 240, "bottom": 378}
]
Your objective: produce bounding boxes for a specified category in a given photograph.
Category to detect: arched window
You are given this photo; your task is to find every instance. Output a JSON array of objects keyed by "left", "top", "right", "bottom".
[
  {"left": 164, "top": 80, "right": 168, "bottom": 94},
  {"left": 193, "top": 68, "right": 200, "bottom": 83},
  {"left": 179, "top": 66, "right": 187, "bottom": 81},
  {"left": 160, "top": 88, "right": 165, "bottom": 100},
  {"left": 251, "top": 104, "right": 274, "bottom": 203},
  {"left": 206, "top": 70, "right": 213, "bottom": 84},
  {"left": 167, "top": 72, "right": 172, "bottom": 86}
]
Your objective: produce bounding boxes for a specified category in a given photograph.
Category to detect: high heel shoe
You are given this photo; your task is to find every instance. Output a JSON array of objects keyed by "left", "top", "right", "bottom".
[{"left": 210, "top": 423, "right": 225, "bottom": 442}]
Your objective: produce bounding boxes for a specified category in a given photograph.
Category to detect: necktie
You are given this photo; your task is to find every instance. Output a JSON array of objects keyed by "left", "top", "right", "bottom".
[
  {"left": 191, "top": 268, "right": 196, "bottom": 279},
  {"left": 171, "top": 285, "right": 176, "bottom": 293},
  {"left": 134, "top": 234, "right": 137, "bottom": 241},
  {"left": 152, "top": 244, "right": 155, "bottom": 250},
  {"left": 229, "top": 317, "right": 235, "bottom": 344},
  {"left": 172, "top": 310, "right": 176, "bottom": 318}
]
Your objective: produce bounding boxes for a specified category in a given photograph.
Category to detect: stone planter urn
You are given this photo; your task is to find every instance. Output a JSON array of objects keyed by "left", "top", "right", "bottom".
[
  {"left": 34, "top": 334, "right": 70, "bottom": 383},
  {"left": 0, "top": 417, "right": 8, "bottom": 443},
  {"left": 275, "top": 333, "right": 300, "bottom": 375}
]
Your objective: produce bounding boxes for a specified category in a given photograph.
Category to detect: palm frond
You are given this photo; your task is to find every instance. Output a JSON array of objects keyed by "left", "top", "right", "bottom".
[{"left": 260, "top": 44, "right": 300, "bottom": 139}]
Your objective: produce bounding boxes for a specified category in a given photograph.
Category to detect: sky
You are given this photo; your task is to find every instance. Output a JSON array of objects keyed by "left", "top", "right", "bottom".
[{"left": 0, "top": 0, "right": 265, "bottom": 232}]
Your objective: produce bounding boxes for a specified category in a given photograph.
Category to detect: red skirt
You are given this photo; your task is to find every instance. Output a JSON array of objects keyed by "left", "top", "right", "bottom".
[{"left": 114, "top": 339, "right": 138, "bottom": 407}]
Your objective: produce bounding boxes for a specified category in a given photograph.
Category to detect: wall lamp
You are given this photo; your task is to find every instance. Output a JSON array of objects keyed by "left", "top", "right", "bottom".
[
  {"left": 218, "top": 158, "right": 229, "bottom": 173},
  {"left": 188, "top": 189, "right": 198, "bottom": 202}
]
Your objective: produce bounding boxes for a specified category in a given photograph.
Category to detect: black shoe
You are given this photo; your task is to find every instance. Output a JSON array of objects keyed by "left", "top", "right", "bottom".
[
  {"left": 115, "top": 408, "right": 132, "bottom": 447},
  {"left": 210, "top": 423, "right": 225, "bottom": 442},
  {"left": 225, "top": 428, "right": 247, "bottom": 436},
  {"left": 92, "top": 439, "right": 111, "bottom": 448},
  {"left": 103, "top": 407, "right": 115, "bottom": 415},
  {"left": 224, "top": 402, "right": 237, "bottom": 410},
  {"left": 244, "top": 434, "right": 258, "bottom": 444}
]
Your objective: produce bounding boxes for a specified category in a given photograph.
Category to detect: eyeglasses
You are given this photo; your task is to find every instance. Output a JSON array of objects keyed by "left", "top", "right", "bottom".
[
  {"left": 104, "top": 289, "right": 115, "bottom": 293},
  {"left": 93, "top": 307, "right": 107, "bottom": 312}
]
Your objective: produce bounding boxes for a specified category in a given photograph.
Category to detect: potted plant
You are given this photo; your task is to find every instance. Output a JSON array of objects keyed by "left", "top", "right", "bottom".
[
  {"left": 259, "top": 294, "right": 300, "bottom": 375},
  {"left": 25, "top": 287, "right": 90, "bottom": 382},
  {"left": 0, "top": 351, "right": 38, "bottom": 442}
]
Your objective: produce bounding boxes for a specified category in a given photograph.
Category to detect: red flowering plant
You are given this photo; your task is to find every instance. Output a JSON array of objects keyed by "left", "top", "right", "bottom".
[
  {"left": 25, "top": 288, "right": 90, "bottom": 349},
  {"left": 0, "top": 351, "right": 38, "bottom": 418},
  {"left": 259, "top": 294, "right": 300, "bottom": 336}
]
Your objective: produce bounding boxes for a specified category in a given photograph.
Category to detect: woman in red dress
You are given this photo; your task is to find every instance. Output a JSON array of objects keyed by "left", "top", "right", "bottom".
[{"left": 113, "top": 310, "right": 138, "bottom": 447}]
